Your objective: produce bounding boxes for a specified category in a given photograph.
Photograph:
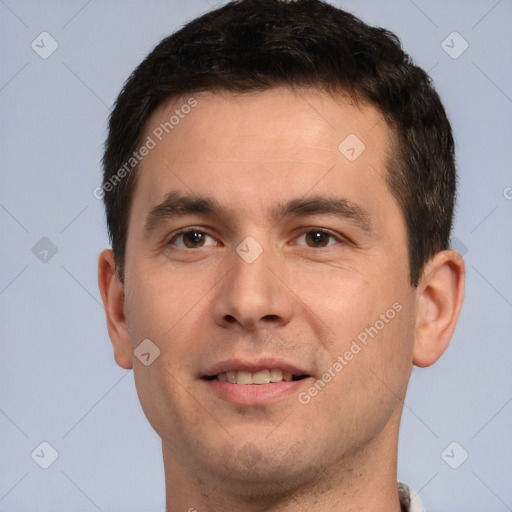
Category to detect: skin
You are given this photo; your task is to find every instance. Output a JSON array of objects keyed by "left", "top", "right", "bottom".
[{"left": 98, "top": 87, "right": 465, "bottom": 511}]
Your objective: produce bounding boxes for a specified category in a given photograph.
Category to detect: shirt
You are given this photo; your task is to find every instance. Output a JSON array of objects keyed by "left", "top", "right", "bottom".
[{"left": 399, "top": 481, "right": 425, "bottom": 512}]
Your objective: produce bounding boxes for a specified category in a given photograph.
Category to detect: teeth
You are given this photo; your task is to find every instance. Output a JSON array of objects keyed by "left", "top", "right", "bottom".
[
  {"left": 236, "top": 370, "right": 253, "bottom": 385},
  {"left": 253, "top": 369, "right": 270, "bottom": 384},
  {"left": 269, "top": 369, "right": 283, "bottom": 382},
  {"left": 214, "top": 368, "right": 298, "bottom": 385}
]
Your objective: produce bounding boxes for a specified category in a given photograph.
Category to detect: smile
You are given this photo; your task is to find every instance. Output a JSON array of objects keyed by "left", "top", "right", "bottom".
[{"left": 207, "top": 368, "right": 309, "bottom": 385}]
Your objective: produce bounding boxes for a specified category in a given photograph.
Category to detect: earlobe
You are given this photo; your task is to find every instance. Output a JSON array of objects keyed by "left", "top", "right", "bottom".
[
  {"left": 412, "top": 250, "right": 465, "bottom": 368},
  {"left": 97, "top": 249, "right": 133, "bottom": 369}
]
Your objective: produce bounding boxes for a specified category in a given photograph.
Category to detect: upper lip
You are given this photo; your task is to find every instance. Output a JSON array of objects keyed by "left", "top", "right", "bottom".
[{"left": 202, "top": 358, "right": 310, "bottom": 378}]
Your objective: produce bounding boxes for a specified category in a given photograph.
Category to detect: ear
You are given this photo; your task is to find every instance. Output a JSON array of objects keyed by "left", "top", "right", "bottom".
[
  {"left": 97, "top": 249, "right": 133, "bottom": 369},
  {"left": 413, "top": 249, "right": 465, "bottom": 367}
]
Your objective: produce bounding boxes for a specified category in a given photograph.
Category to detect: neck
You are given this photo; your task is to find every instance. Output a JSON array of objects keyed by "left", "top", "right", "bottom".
[{"left": 162, "top": 413, "right": 403, "bottom": 512}]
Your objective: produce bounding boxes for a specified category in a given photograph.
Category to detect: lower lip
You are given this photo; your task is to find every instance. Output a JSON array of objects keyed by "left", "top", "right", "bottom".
[{"left": 203, "top": 378, "right": 309, "bottom": 405}]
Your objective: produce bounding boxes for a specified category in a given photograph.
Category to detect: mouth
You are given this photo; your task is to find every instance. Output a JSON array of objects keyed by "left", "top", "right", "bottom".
[
  {"left": 201, "top": 359, "right": 312, "bottom": 405},
  {"left": 203, "top": 368, "right": 310, "bottom": 385}
]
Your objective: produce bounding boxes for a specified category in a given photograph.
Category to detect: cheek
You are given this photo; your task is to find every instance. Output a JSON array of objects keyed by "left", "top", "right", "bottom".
[
  {"left": 300, "top": 266, "right": 413, "bottom": 390},
  {"left": 340, "top": 298, "right": 415, "bottom": 406},
  {"left": 290, "top": 266, "right": 377, "bottom": 346},
  {"left": 131, "top": 357, "right": 200, "bottom": 449},
  {"left": 378, "top": 299, "right": 416, "bottom": 375},
  {"left": 123, "top": 266, "right": 211, "bottom": 403},
  {"left": 124, "top": 266, "right": 206, "bottom": 346},
  {"left": 123, "top": 271, "right": 209, "bottom": 440}
]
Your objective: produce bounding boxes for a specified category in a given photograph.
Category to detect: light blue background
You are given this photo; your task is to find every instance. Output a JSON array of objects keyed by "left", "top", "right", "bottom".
[{"left": 1, "top": 1, "right": 511, "bottom": 510}]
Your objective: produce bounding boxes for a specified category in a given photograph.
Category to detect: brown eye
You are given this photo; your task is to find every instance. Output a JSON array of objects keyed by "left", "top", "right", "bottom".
[
  {"left": 170, "top": 230, "right": 216, "bottom": 248},
  {"left": 296, "top": 229, "right": 338, "bottom": 248}
]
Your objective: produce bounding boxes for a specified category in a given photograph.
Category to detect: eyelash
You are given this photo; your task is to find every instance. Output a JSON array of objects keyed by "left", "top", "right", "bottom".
[{"left": 167, "top": 227, "right": 344, "bottom": 249}]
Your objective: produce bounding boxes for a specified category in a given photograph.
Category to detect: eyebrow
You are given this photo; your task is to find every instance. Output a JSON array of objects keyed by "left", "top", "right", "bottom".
[{"left": 143, "top": 191, "right": 373, "bottom": 238}]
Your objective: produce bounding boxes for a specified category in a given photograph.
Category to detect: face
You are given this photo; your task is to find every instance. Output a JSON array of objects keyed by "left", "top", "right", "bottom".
[{"left": 119, "top": 87, "right": 417, "bottom": 493}]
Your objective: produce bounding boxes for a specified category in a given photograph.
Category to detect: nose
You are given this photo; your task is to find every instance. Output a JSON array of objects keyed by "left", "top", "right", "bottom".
[{"left": 211, "top": 241, "right": 294, "bottom": 331}]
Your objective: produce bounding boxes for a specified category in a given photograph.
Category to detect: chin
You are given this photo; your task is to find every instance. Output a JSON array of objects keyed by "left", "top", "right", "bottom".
[{"left": 217, "top": 436, "right": 320, "bottom": 487}]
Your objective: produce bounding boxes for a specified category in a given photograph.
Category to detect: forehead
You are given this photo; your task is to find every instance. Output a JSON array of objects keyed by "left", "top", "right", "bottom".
[
  {"left": 144, "top": 87, "right": 388, "bottom": 160},
  {"left": 129, "top": 87, "right": 396, "bottom": 231}
]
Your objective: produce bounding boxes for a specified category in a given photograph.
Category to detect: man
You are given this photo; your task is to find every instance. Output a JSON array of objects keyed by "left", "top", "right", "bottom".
[{"left": 97, "top": 1, "right": 465, "bottom": 510}]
